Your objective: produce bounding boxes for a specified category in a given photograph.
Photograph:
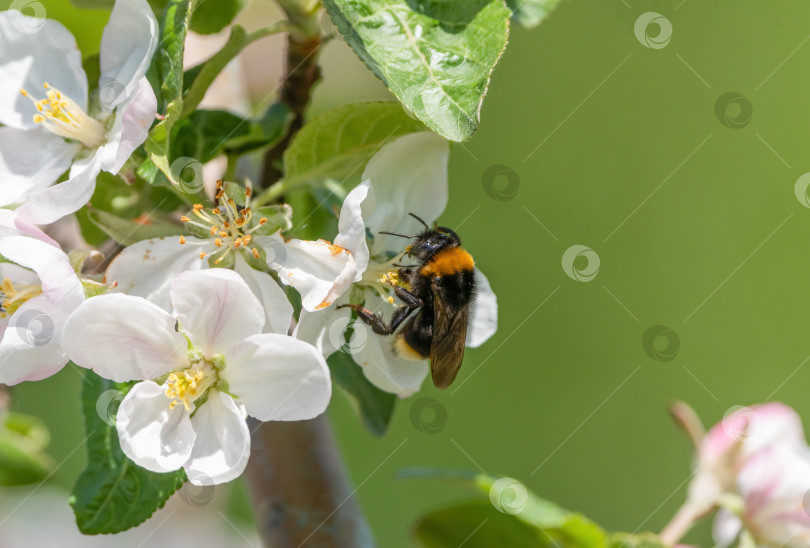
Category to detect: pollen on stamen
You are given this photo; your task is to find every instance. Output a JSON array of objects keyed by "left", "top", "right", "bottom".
[
  {"left": 234, "top": 238, "right": 242, "bottom": 247},
  {"left": 181, "top": 216, "right": 191, "bottom": 223},
  {"left": 252, "top": 248, "right": 260, "bottom": 258},
  {"left": 199, "top": 252, "right": 207, "bottom": 259},
  {"left": 245, "top": 187, "right": 253, "bottom": 197},
  {"left": 210, "top": 226, "right": 218, "bottom": 235},
  {"left": 179, "top": 236, "right": 186, "bottom": 244},
  {"left": 243, "top": 235, "right": 252, "bottom": 244},
  {"left": 219, "top": 231, "right": 228, "bottom": 238},
  {"left": 193, "top": 204, "right": 204, "bottom": 211},
  {"left": 387, "top": 296, "right": 395, "bottom": 304},
  {"left": 214, "top": 238, "right": 222, "bottom": 247},
  {"left": 212, "top": 208, "right": 221, "bottom": 215},
  {"left": 215, "top": 190, "right": 224, "bottom": 200},
  {"left": 216, "top": 180, "right": 223, "bottom": 189},
  {"left": 259, "top": 218, "right": 267, "bottom": 225}
]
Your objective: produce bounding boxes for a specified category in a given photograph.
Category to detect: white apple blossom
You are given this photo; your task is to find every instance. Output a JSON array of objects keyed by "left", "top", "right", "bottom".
[
  {"left": 61, "top": 269, "right": 331, "bottom": 485},
  {"left": 102, "top": 180, "right": 353, "bottom": 331},
  {"left": 0, "top": 211, "right": 85, "bottom": 384},
  {"left": 0, "top": 0, "right": 158, "bottom": 224},
  {"left": 292, "top": 132, "right": 498, "bottom": 397}
]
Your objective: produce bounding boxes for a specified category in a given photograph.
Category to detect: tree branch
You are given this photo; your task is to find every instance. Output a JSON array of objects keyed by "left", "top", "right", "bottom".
[{"left": 245, "top": 415, "right": 375, "bottom": 547}]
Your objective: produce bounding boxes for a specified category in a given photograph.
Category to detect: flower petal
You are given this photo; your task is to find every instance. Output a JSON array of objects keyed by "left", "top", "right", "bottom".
[
  {"left": 116, "top": 380, "right": 196, "bottom": 473},
  {"left": 233, "top": 253, "right": 293, "bottom": 335},
  {"left": 712, "top": 508, "right": 742, "bottom": 548},
  {"left": 0, "top": 235, "right": 84, "bottom": 310},
  {"left": 348, "top": 293, "right": 428, "bottom": 397},
  {"left": 224, "top": 333, "right": 331, "bottom": 421},
  {"left": 0, "top": 209, "right": 58, "bottom": 245},
  {"left": 16, "top": 148, "right": 103, "bottom": 225},
  {"left": 99, "top": 0, "right": 158, "bottom": 111},
  {"left": 467, "top": 269, "right": 497, "bottom": 348},
  {"left": 0, "top": 126, "right": 77, "bottom": 207},
  {"left": 171, "top": 269, "right": 265, "bottom": 356},
  {"left": 61, "top": 293, "right": 187, "bottom": 381},
  {"left": 106, "top": 236, "right": 205, "bottom": 312},
  {"left": 361, "top": 132, "right": 449, "bottom": 257},
  {"left": 294, "top": 304, "right": 352, "bottom": 358},
  {"left": 98, "top": 77, "right": 156, "bottom": 173},
  {"left": 258, "top": 233, "right": 357, "bottom": 312},
  {"left": 334, "top": 180, "right": 370, "bottom": 278},
  {"left": 0, "top": 296, "right": 70, "bottom": 385},
  {"left": 185, "top": 391, "right": 250, "bottom": 486},
  {"left": 0, "top": 11, "right": 87, "bottom": 129}
]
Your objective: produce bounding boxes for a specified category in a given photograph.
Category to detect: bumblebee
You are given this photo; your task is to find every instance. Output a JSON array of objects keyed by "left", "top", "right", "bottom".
[{"left": 340, "top": 214, "right": 476, "bottom": 389}]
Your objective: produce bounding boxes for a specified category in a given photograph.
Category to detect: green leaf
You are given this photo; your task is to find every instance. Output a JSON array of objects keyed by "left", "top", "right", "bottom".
[
  {"left": 144, "top": 0, "right": 193, "bottom": 187},
  {"left": 87, "top": 208, "right": 182, "bottom": 245},
  {"left": 323, "top": 0, "right": 510, "bottom": 142},
  {"left": 607, "top": 533, "right": 667, "bottom": 548},
  {"left": 413, "top": 500, "right": 550, "bottom": 548},
  {"left": 190, "top": 0, "right": 246, "bottom": 34},
  {"left": 70, "top": 372, "right": 186, "bottom": 534},
  {"left": 405, "top": 470, "right": 608, "bottom": 548},
  {"left": 506, "top": 0, "right": 562, "bottom": 28},
  {"left": 329, "top": 351, "right": 396, "bottom": 437},
  {"left": 183, "top": 24, "right": 287, "bottom": 115},
  {"left": 172, "top": 106, "right": 292, "bottom": 164},
  {"left": 0, "top": 413, "right": 54, "bottom": 486},
  {"left": 283, "top": 102, "right": 427, "bottom": 188}
]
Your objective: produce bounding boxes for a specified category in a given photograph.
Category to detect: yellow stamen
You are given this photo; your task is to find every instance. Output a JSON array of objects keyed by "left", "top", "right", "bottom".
[{"left": 20, "top": 83, "right": 106, "bottom": 148}]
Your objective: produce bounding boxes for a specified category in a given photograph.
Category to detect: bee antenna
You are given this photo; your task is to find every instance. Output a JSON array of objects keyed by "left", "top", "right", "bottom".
[
  {"left": 408, "top": 212, "right": 429, "bottom": 229},
  {"left": 379, "top": 231, "right": 416, "bottom": 239}
]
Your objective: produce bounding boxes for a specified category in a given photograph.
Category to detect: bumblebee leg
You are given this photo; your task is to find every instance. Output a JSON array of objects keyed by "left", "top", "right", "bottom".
[
  {"left": 338, "top": 299, "right": 420, "bottom": 335},
  {"left": 392, "top": 285, "right": 422, "bottom": 307}
]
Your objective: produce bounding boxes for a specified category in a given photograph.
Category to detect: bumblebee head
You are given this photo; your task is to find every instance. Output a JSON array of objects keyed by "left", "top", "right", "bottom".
[{"left": 407, "top": 227, "right": 460, "bottom": 261}]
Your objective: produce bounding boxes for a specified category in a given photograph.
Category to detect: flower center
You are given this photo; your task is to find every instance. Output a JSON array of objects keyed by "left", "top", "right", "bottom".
[
  {"left": 360, "top": 254, "right": 408, "bottom": 306},
  {"left": 0, "top": 278, "right": 43, "bottom": 319},
  {"left": 179, "top": 180, "right": 269, "bottom": 264},
  {"left": 20, "top": 83, "right": 106, "bottom": 149},
  {"left": 164, "top": 360, "right": 218, "bottom": 412}
]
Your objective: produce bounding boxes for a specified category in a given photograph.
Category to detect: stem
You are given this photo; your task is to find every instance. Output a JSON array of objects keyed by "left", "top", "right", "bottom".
[
  {"left": 659, "top": 501, "right": 705, "bottom": 546},
  {"left": 258, "top": 5, "right": 322, "bottom": 191},
  {"left": 245, "top": 415, "right": 375, "bottom": 547}
]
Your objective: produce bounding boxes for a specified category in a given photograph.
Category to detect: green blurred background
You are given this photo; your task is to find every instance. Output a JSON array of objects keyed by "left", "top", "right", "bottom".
[{"left": 7, "top": 0, "right": 810, "bottom": 546}]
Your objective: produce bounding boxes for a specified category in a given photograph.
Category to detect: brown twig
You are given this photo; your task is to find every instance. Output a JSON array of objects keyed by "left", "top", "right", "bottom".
[
  {"left": 258, "top": 27, "right": 322, "bottom": 190},
  {"left": 245, "top": 416, "right": 375, "bottom": 547}
]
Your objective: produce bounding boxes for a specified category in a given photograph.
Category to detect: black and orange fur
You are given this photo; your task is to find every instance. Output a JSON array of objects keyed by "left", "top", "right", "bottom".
[{"left": 340, "top": 214, "right": 476, "bottom": 389}]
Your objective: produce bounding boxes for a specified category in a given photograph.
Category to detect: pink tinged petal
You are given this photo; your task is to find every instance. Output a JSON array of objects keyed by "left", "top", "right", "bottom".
[
  {"left": 171, "top": 269, "right": 265, "bottom": 356},
  {"left": 16, "top": 148, "right": 103, "bottom": 225},
  {"left": 61, "top": 294, "right": 187, "bottom": 382},
  {"left": 98, "top": 77, "right": 157, "bottom": 173},
  {"left": 233, "top": 254, "right": 293, "bottom": 335},
  {"left": 0, "top": 209, "right": 58, "bottom": 245},
  {"left": 99, "top": 0, "right": 158, "bottom": 111},
  {"left": 293, "top": 305, "right": 352, "bottom": 358},
  {"left": 0, "top": 236, "right": 83, "bottom": 310},
  {"left": 467, "top": 269, "right": 497, "bottom": 348},
  {"left": 185, "top": 391, "right": 250, "bottom": 486},
  {"left": 334, "top": 181, "right": 370, "bottom": 278},
  {"left": 116, "top": 381, "right": 196, "bottom": 473},
  {"left": 0, "top": 12, "right": 87, "bottom": 129},
  {"left": 0, "top": 296, "right": 70, "bottom": 385},
  {"left": 259, "top": 233, "right": 357, "bottom": 312},
  {"left": 223, "top": 333, "right": 331, "bottom": 421},
  {"left": 0, "top": 126, "right": 77, "bottom": 207},
  {"left": 701, "top": 403, "right": 806, "bottom": 465},
  {"left": 362, "top": 132, "right": 449, "bottom": 257},
  {"left": 106, "top": 237, "right": 205, "bottom": 312}
]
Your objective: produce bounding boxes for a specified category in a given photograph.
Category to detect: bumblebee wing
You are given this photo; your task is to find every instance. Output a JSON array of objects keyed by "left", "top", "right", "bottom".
[{"left": 429, "top": 284, "right": 469, "bottom": 389}]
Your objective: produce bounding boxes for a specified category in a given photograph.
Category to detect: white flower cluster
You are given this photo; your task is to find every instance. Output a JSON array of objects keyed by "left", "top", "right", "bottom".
[{"left": 0, "top": 1, "right": 497, "bottom": 486}]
